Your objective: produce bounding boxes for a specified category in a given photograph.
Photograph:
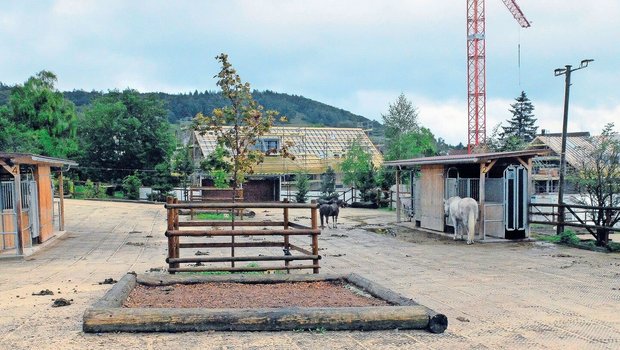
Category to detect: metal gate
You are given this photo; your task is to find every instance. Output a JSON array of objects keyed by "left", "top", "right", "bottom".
[
  {"left": 1, "top": 181, "right": 17, "bottom": 250},
  {"left": 0, "top": 177, "right": 39, "bottom": 252},
  {"left": 504, "top": 165, "right": 527, "bottom": 231},
  {"left": 445, "top": 178, "right": 480, "bottom": 201},
  {"left": 21, "top": 179, "right": 39, "bottom": 240}
]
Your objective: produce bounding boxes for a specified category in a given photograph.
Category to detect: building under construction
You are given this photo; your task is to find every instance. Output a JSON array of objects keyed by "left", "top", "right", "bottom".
[{"left": 190, "top": 127, "right": 383, "bottom": 201}]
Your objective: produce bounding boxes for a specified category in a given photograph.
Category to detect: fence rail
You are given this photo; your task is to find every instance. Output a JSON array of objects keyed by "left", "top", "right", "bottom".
[
  {"left": 529, "top": 202, "right": 620, "bottom": 234},
  {"left": 164, "top": 197, "right": 321, "bottom": 274}
]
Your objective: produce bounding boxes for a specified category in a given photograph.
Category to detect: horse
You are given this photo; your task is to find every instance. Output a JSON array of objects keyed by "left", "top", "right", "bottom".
[
  {"left": 320, "top": 199, "right": 345, "bottom": 229},
  {"left": 443, "top": 196, "right": 479, "bottom": 244}
]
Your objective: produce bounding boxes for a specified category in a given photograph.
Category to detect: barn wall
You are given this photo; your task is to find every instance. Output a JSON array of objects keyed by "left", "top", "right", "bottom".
[
  {"left": 243, "top": 178, "right": 279, "bottom": 202},
  {"left": 419, "top": 165, "right": 445, "bottom": 231}
]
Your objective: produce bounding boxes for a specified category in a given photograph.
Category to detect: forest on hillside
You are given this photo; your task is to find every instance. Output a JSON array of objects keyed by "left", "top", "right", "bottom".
[{"left": 0, "top": 83, "right": 384, "bottom": 136}]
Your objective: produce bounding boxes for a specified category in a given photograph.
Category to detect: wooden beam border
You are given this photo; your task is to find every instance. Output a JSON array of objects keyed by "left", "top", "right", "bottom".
[{"left": 83, "top": 273, "right": 448, "bottom": 334}]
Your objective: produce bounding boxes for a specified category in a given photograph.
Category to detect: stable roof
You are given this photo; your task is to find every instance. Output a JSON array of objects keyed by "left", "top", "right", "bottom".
[
  {"left": 384, "top": 149, "right": 548, "bottom": 168},
  {"left": 0, "top": 152, "right": 78, "bottom": 167}
]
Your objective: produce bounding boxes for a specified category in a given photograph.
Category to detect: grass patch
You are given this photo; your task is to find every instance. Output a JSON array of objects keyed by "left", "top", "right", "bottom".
[
  {"left": 533, "top": 230, "right": 620, "bottom": 252},
  {"left": 183, "top": 262, "right": 286, "bottom": 275},
  {"left": 533, "top": 233, "right": 561, "bottom": 243},
  {"left": 195, "top": 212, "right": 231, "bottom": 221}
]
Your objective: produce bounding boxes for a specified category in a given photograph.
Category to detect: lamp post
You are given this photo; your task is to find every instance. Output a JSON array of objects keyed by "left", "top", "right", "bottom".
[{"left": 554, "top": 59, "right": 593, "bottom": 234}]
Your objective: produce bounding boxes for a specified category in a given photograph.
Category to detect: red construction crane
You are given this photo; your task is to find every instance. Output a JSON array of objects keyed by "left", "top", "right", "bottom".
[{"left": 467, "top": 0, "right": 531, "bottom": 153}]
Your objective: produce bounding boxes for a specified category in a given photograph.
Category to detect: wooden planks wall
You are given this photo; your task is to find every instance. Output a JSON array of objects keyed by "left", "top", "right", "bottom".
[
  {"left": 419, "top": 165, "right": 445, "bottom": 231},
  {"left": 35, "top": 165, "right": 54, "bottom": 241}
]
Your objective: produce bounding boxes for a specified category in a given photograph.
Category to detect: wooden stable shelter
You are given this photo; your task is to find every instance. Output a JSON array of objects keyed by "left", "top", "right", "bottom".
[
  {"left": 385, "top": 150, "right": 548, "bottom": 240},
  {"left": 0, "top": 152, "right": 77, "bottom": 256}
]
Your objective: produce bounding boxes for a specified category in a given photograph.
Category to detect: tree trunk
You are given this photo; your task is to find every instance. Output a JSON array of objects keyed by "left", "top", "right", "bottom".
[{"left": 596, "top": 228, "right": 609, "bottom": 247}]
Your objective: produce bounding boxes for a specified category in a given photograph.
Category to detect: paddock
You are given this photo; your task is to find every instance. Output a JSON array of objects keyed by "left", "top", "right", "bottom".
[
  {"left": 385, "top": 150, "right": 548, "bottom": 240},
  {"left": 1, "top": 199, "right": 618, "bottom": 349}
]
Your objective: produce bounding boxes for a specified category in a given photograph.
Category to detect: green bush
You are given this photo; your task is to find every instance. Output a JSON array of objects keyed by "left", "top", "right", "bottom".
[
  {"left": 211, "top": 169, "right": 230, "bottom": 189},
  {"left": 122, "top": 174, "right": 142, "bottom": 200},
  {"left": 83, "top": 180, "right": 96, "bottom": 198},
  {"left": 559, "top": 229, "right": 580, "bottom": 245}
]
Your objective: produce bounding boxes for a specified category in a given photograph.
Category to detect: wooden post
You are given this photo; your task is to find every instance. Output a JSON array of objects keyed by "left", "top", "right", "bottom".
[
  {"left": 166, "top": 196, "right": 175, "bottom": 274},
  {"left": 190, "top": 188, "right": 194, "bottom": 220},
  {"left": 396, "top": 168, "right": 401, "bottom": 223},
  {"left": 58, "top": 170, "right": 65, "bottom": 231},
  {"left": 310, "top": 200, "right": 319, "bottom": 274},
  {"left": 479, "top": 163, "right": 486, "bottom": 240},
  {"left": 173, "top": 198, "right": 180, "bottom": 269},
  {"left": 526, "top": 158, "right": 533, "bottom": 238},
  {"left": 12, "top": 166, "right": 25, "bottom": 255},
  {"left": 283, "top": 199, "right": 290, "bottom": 272}
]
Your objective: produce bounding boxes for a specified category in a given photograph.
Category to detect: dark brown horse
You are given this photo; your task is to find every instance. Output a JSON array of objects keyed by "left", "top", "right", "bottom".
[{"left": 320, "top": 199, "right": 345, "bottom": 229}]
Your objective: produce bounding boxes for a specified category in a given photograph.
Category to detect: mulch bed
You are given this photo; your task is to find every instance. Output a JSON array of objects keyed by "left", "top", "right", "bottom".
[{"left": 123, "top": 281, "right": 390, "bottom": 309}]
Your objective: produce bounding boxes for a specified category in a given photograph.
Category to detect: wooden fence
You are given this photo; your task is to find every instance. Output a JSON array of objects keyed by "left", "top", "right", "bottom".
[
  {"left": 164, "top": 197, "right": 321, "bottom": 274},
  {"left": 529, "top": 202, "right": 620, "bottom": 235}
]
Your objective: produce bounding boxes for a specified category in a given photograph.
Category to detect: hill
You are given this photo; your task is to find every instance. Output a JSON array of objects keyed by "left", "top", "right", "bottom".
[{"left": 0, "top": 84, "right": 383, "bottom": 136}]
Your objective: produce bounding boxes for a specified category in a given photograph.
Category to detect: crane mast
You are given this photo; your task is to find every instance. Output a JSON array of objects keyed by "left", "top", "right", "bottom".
[{"left": 466, "top": 0, "right": 530, "bottom": 153}]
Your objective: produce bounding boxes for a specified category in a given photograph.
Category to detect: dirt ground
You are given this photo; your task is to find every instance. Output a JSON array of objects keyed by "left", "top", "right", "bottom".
[{"left": 0, "top": 199, "right": 619, "bottom": 349}]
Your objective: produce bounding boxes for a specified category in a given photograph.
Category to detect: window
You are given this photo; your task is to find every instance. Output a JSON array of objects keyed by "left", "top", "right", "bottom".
[{"left": 252, "top": 138, "right": 280, "bottom": 154}]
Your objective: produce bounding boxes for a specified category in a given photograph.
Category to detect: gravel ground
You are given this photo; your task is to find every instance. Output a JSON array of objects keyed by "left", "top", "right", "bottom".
[{"left": 0, "top": 199, "right": 619, "bottom": 349}]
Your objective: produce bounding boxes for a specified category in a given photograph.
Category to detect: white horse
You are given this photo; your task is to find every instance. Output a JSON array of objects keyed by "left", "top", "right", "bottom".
[{"left": 443, "top": 196, "right": 479, "bottom": 244}]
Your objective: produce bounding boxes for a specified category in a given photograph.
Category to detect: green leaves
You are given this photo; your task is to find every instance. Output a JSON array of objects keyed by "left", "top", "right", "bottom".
[
  {"left": 194, "top": 53, "right": 288, "bottom": 195},
  {"left": 382, "top": 93, "right": 419, "bottom": 140},
  {"left": 384, "top": 128, "right": 437, "bottom": 162},
  {"left": 78, "top": 89, "right": 174, "bottom": 182},
  {"left": 0, "top": 70, "right": 78, "bottom": 158}
]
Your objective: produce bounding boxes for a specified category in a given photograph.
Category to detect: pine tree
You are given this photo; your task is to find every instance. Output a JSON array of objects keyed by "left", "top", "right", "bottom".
[
  {"left": 499, "top": 91, "right": 538, "bottom": 150},
  {"left": 381, "top": 93, "right": 419, "bottom": 140}
]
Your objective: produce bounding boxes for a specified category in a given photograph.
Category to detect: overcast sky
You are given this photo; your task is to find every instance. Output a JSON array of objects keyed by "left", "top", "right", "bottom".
[{"left": 1, "top": 0, "right": 618, "bottom": 144}]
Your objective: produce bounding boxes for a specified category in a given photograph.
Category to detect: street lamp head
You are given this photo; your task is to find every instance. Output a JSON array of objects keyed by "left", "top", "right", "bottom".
[
  {"left": 580, "top": 59, "right": 594, "bottom": 68},
  {"left": 554, "top": 68, "right": 566, "bottom": 76}
]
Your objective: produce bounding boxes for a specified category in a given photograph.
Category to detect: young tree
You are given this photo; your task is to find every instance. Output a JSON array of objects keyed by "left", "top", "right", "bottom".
[
  {"left": 0, "top": 71, "right": 78, "bottom": 158},
  {"left": 294, "top": 172, "right": 310, "bottom": 203},
  {"left": 382, "top": 93, "right": 419, "bottom": 140},
  {"left": 569, "top": 123, "right": 620, "bottom": 246},
  {"left": 320, "top": 166, "right": 338, "bottom": 201},
  {"left": 122, "top": 173, "right": 142, "bottom": 200},
  {"left": 340, "top": 140, "right": 372, "bottom": 186},
  {"left": 194, "top": 53, "right": 292, "bottom": 201},
  {"left": 200, "top": 143, "right": 232, "bottom": 188},
  {"left": 384, "top": 127, "right": 437, "bottom": 161},
  {"left": 172, "top": 145, "right": 195, "bottom": 200},
  {"left": 499, "top": 91, "right": 538, "bottom": 150}
]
